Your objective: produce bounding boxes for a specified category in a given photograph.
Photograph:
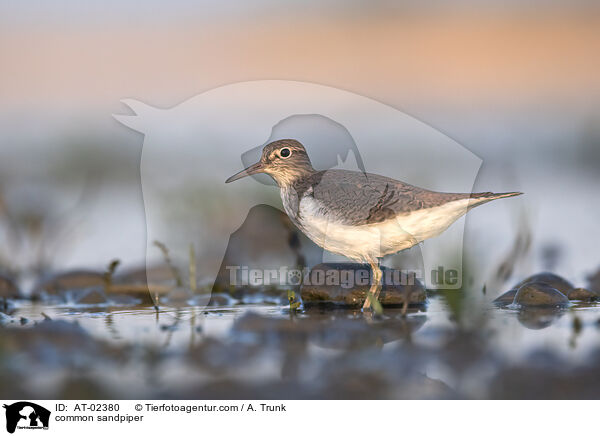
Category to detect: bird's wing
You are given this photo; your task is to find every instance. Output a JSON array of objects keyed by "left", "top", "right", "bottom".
[{"left": 305, "top": 169, "right": 469, "bottom": 226}]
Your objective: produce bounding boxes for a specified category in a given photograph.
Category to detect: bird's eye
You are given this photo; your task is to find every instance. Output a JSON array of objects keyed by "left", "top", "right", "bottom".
[{"left": 279, "top": 148, "right": 291, "bottom": 158}]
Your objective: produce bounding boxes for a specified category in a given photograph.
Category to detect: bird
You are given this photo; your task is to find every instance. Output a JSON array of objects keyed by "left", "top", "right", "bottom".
[{"left": 226, "top": 139, "right": 522, "bottom": 312}]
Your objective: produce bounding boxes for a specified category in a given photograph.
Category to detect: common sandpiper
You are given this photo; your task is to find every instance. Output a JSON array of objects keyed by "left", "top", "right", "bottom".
[{"left": 226, "top": 139, "right": 522, "bottom": 311}]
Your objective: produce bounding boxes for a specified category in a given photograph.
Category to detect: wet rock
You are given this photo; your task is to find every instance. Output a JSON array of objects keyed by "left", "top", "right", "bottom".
[
  {"left": 115, "top": 264, "right": 176, "bottom": 285},
  {"left": 514, "top": 272, "right": 574, "bottom": 297},
  {"left": 300, "top": 263, "right": 426, "bottom": 308},
  {"left": 493, "top": 289, "right": 517, "bottom": 306},
  {"left": 514, "top": 282, "right": 569, "bottom": 308},
  {"left": 31, "top": 270, "right": 105, "bottom": 299},
  {"left": 0, "top": 274, "right": 21, "bottom": 299},
  {"left": 107, "top": 284, "right": 166, "bottom": 305},
  {"left": 32, "top": 269, "right": 171, "bottom": 305},
  {"left": 567, "top": 287, "right": 598, "bottom": 302}
]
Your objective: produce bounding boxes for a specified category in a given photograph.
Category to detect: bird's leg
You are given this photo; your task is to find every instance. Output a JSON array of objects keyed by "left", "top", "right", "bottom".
[
  {"left": 372, "top": 260, "right": 383, "bottom": 302},
  {"left": 401, "top": 289, "right": 412, "bottom": 317},
  {"left": 362, "top": 259, "right": 383, "bottom": 311}
]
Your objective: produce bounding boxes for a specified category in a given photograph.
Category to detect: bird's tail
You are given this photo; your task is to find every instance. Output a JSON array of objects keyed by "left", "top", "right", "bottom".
[{"left": 467, "top": 191, "right": 523, "bottom": 209}]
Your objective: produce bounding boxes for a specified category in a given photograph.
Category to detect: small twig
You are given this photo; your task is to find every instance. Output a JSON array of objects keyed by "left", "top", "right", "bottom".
[
  {"left": 189, "top": 243, "right": 197, "bottom": 293},
  {"left": 153, "top": 240, "right": 183, "bottom": 287},
  {"left": 103, "top": 259, "right": 120, "bottom": 292}
]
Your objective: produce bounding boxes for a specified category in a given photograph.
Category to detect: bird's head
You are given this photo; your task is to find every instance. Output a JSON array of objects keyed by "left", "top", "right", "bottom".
[{"left": 226, "top": 139, "right": 315, "bottom": 187}]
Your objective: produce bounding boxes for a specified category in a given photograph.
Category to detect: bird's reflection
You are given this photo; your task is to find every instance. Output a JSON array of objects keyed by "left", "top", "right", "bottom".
[
  {"left": 279, "top": 308, "right": 428, "bottom": 380},
  {"left": 303, "top": 309, "right": 427, "bottom": 350}
]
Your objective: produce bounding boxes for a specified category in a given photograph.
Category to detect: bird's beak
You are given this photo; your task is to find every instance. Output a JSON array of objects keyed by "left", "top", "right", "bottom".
[{"left": 225, "top": 161, "right": 265, "bottom": 183}]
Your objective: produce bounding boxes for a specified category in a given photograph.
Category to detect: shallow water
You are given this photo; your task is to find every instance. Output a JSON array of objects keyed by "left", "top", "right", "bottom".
[
  {"left": 9, "top": 295, "right": 600, "bottom": 366},
  {"left": 12, "top": 297, "right": 600, "bottom": 360}
]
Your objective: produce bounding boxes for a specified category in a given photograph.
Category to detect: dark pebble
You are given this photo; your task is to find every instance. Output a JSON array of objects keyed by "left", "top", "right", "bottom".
[
  {"left": 300, "top": 263, "right": 426, "bottom": 308},
  {"left": 514, "top": 282, "right": 570, "bottom": 308},
  {"left": 514, "top": 272, "right": 574, "bottom": 297}
]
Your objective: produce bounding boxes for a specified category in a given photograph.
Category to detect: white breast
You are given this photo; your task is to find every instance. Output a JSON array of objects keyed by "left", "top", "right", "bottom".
[{"left": 281, "top": 189, "right": 472, "bottom": 262}]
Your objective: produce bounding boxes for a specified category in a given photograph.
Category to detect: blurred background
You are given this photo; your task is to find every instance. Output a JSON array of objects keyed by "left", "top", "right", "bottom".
[
  {"left": 0, "top": 0, "right": 598, "bottom": 287},
  {"left": 1, "top": 0, "right": 600, "bottom": 401}
]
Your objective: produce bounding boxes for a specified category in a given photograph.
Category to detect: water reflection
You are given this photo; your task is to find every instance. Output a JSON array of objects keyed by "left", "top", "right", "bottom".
[
  {"left": 516, "top": 307, "right": 565, "bottom": 330},
  {"left": 2, "top": 296, "right": 600, "bottom": 399}
]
